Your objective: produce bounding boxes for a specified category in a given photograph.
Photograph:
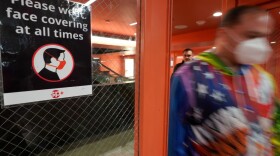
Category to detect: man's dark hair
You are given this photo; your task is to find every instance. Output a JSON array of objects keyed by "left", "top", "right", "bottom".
[
  {"left": 43, "top": 48, "right": 65, "bottom": 64},
  {"left": 221, "top": 5, "right": 266, "bottom": 27},
  {"left": 183, "top": 48, "right": 193, "bottom": 53}
]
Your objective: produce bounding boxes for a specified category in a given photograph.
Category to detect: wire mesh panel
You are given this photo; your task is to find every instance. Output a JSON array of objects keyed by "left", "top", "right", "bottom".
[
  {"left": 0, "top": 0, "right": 137, "bottom": 155},
  {"left": 0, "top": 82, "right": 135, "bottom": 156}
]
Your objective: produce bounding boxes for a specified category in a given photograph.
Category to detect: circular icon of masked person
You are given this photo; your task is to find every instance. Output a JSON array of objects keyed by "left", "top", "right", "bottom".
[{"left": 32, "top": 44, "right": 74, "bottom": 82}]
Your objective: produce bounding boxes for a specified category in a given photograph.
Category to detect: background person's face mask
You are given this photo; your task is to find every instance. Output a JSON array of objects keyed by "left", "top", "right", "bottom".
[{"left": 226, "top": 30, "right": 273, "bottom": 65}]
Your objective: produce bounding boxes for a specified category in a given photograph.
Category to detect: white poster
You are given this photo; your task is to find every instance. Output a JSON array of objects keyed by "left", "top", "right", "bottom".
[{"left": 0, "top": 0, "right": 92, "bottom": 106}]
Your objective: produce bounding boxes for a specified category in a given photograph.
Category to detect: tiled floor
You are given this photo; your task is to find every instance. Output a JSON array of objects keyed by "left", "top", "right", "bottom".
[
  {"left": 57, "top": 129, "right": 134, "bottom": 156},
  {"left": 101, "top": 141, "right": 134, "bottom": 156}
]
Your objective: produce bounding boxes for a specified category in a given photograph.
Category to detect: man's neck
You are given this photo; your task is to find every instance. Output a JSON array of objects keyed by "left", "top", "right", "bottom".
[
  {"left": 214, "top": 48, "right": 240, "bottom": 73},
  {"left": 45, "top": 64, "right": 57, "bottom": 72}
]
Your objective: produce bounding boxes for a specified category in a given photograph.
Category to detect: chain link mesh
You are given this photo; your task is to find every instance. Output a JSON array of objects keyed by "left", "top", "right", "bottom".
[
  {"left": 0, "top": 83, "right": 135, "bottom": 156},
  {"left": 0, "top": 0, "right": 137, "bottom": 155}
]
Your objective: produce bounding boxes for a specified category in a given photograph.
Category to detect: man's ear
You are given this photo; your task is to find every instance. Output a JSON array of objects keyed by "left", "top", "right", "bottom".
[
  {"left": 50, "top": 57, "right": 57, "bottom": 63},
  {"left": 215, "top": 27, "right": 231, "bottom": 46},
  {"left": 216, "top": 28, "right": 227, "bottom": 39},
  {"left": 214, "top": 28, "right": 223, "bottom": 46},
  {"left": 214, "top": 28, "right": 231, "bottom": 52}
]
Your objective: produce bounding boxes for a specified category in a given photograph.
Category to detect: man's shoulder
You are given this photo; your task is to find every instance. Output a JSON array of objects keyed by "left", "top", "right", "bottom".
[
  {"left": 250, "top": 65, "right": 274, "bottom": 83},
  {"left": 174, "top": 62, "right": 183, "bottom": 68},
  {"left": 252, "top": 65, "right": 277, "bottom": 93},
  {"left": 173, "top": 60, "right": 209, "bottom": 76}
]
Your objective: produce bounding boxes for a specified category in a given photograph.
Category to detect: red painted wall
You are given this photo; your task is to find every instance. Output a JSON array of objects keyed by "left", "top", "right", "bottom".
[
  {"left": 265, "top": 7, "right": 280, "bottom": 97},
  {"left": 137, "top": 0, "right": 172, "bottom": 155},
  {"left": 136, "top": 0, "right": 279, "bottom": 156},
  {"left": 93, "top": 53, "right": 135, "bottom": 76},
  {"left": 170, "top": 29, "right": 217, "bottom": 74},
  {"left": 172, "top": 29, "right": 216, "bottom": 45},
  {"left": 93, "top": 53, "right": 124, "bottom": 75}
]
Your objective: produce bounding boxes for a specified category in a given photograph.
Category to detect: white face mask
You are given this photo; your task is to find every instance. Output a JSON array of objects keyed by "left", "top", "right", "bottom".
[
  {"left": 225, "top": 30, "right": 273, "bottom": 65},
  {"left": 234, "top": 37, "right": 273, "bottom": 65}
]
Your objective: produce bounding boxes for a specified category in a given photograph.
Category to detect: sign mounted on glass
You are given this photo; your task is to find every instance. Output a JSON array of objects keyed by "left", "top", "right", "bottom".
[{"left": 0, "top": 0, "right": 92, "bottom": 106}]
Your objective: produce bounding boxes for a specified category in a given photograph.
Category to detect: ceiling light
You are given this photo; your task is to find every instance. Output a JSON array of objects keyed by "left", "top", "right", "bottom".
[
  {"left": 212, "top": 46, "right": 216, "bottom": 49},
  {"left": 213, "top": 12, "right": 222, "bottom": 17},
  {"left": 271, "top": 41, "right": 276, "bottom": 44},
  {"left": 134, "top": 33, "right": 137, "bottom": 36},
  {"left": 91, "top": 36, "right": 136, "bottom": 47},
  {"left": 84, "top": 0, "right": 96, "bottom": 6},
  {"left": 196, "top": 20, "right": 206, "bottom": 26},
  {"left": 174, "top": 25, "right": 188, "bottom": 29},
  {"left": 130, "top": 22, "right": 137, "bottom": 26}
]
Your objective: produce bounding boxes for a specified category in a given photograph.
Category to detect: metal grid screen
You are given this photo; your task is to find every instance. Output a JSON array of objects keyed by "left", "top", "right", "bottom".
[
  {"left": 0, "top": 83, "right": 135, "bottom": 156},
  {"left": 0, "top": 0, "right": 137, "bottom": 155}
]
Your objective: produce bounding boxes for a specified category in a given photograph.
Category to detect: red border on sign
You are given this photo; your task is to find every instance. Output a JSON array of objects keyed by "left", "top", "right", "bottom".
[{"left": 32, "top": 43, "right": 75, "bottom": 83}]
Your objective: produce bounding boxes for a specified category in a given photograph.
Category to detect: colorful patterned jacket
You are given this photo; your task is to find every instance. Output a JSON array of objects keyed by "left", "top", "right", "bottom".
[{"left": 168, "top": 52, "right": 278, "bottom": 156}]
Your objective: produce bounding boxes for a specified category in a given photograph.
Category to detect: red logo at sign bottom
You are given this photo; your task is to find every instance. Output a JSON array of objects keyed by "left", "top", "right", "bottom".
[{"left": 51, "top": 90, "right": 64, "bottom": 98}]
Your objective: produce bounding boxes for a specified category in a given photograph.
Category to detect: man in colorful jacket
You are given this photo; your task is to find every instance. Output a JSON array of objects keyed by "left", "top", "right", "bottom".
[{"left": 168, "top": 5, "right": 277, "bottom": 156}]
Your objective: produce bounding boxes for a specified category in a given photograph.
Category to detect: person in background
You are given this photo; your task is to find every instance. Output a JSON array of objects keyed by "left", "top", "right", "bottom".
[
  {"left": 173, "top": 48, "right": 193, "bottom": 73},
  {"left": 168, "top": 5, "right": 278, "bottom": 156}
]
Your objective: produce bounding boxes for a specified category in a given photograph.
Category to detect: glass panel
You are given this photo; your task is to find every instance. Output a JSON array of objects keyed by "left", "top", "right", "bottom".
[
  {"left": 171, "top": 0, "right": 223, "bottom": 74},
  {"left": 0, "top": 0, "right": 138, "bottom": 155}
]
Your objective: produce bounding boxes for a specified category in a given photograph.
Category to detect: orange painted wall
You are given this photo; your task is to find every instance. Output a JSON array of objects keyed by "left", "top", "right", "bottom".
[
  {"left": 238, "top": 0, "right": 273, "bottom": 5},
  {"left": 135, "top": 0, "right": 280, "bottom": 156},
  {"left": 93, "top": 53, "right": 135, "bottom": 76},
  {"left": 93, "top": 53, "right": 124, "bottom": 75},
  {"left": 172, "top": 28, "right": 216, "bottom": 45},
  {"left": 170, "top": 29, "right": 217, "bottom": 74},
  {"left": 124, "top": 55, "right": 136, "bottom": 59},
  {"left": 265, "top": 7, "right": 280, "bottom": 97},
  {"left": 137, "top": 0, "right": 171, "bottom": 155}
]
